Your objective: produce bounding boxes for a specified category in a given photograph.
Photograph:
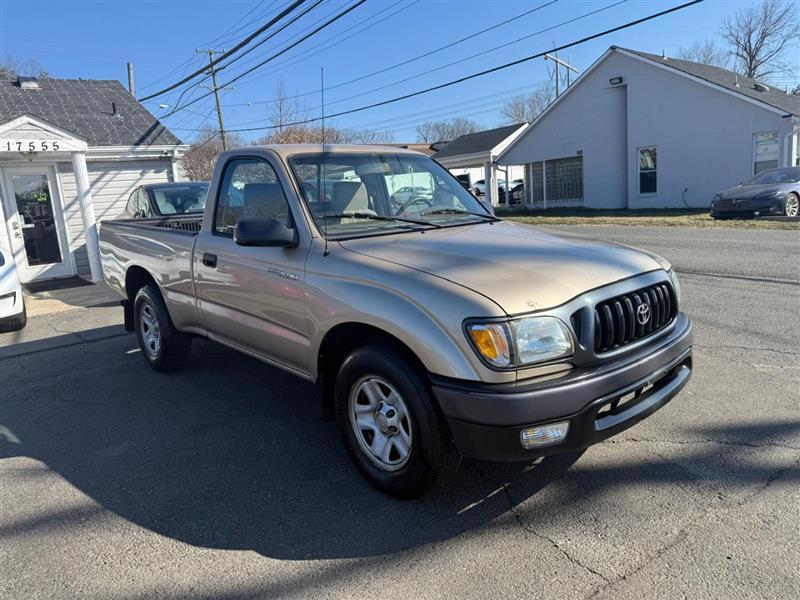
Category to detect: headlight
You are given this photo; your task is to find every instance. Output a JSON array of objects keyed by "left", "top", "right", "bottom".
[
  {"left": 713, "top": 194, "right": 721, "bottom": 201},
  {"left": 755, "top": 190, "right": 781, "bottom": 199},
  {"left": 668, "top": 268, "right": 681, "bottom": 303},
  {"left": 466, "top": 316, "right": 574, "bottom": 368}
]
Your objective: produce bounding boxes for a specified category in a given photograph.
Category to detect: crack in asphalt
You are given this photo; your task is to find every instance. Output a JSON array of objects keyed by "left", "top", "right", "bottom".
[
  {"left": 694, "top": 343, "right": 800, "bottom": 358},
  {"left": 583, "top": 452, "right": 800, "bottom": 599},
  {"left": 606, "top": 436, "right": 800, "bottom": 452},
  {"left": 678, "top": 270, "right": 800, "bottom": 287},
  {"left": 465, "top": 462, "right": 611, "bottom": 584}
]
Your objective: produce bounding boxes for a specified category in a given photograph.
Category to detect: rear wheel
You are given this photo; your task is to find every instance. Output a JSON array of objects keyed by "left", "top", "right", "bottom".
[
  {"left": 335, "top": 345, "right": 461, "bottom": 498},
  {"left": 784, "top": 193, "right": 799, "bottom": 217},
  {"left": 133, "top": 283, "right": 191, "bottom": 372}
]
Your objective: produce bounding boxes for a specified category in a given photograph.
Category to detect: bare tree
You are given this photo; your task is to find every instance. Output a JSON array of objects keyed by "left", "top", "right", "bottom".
[
  {"left": 182, "top": 128, "right": 245, "bottom": 181},
  {"left": 0, "top": 56, "right": 49, "bottom": 79},
  {"left": 415, "top": 117, "right": 480, "bottom": 143},
  {"left": 255, "top": 82, "right": 390, "bottom": 145},
  {"left": 676, "top": 40, "right": 729, "bottom": 68},
  {"left": 500, "top": 83, "right": 555, "bottom": 124},
  {"left": 720, "top": 0, "right": 800, "bottom": 79}
]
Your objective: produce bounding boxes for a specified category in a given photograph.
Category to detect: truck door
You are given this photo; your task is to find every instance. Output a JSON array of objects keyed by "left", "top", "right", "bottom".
[{"left": 193, "top": 155, "right": 312, "bottom": 378}]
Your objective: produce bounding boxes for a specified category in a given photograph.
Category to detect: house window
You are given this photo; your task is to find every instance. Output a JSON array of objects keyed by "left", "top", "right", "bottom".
[
  {"left": 638, "top": 147, "right": 657, "bottom": 195},
  {"left": 795, "top": 133, "right": 799, "bottom": 166},
  {"left": 753, "top": 131, "right": 779, "bottom": 174}
]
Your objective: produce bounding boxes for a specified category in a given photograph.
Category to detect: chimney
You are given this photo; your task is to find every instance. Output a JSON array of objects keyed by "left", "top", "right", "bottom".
[
  {"left": 111, "top": 101, "right": 119, "bottom": 117},
  {"left": 16, "top": 76, "right": 40, "bottom": 90}
]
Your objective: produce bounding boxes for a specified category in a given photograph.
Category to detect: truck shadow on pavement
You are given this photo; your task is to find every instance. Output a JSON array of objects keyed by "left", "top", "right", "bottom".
[{"left": 1, "top": 334, "right": 798, "bottom": 562}]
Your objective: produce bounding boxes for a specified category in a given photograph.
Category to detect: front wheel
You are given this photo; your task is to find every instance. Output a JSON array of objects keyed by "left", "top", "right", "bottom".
[
  {"left": 784, "top": 193, "right": 799, "bottom": 217},
  {"left": 133, "top": 283, "right": 191, "bottom": 372},
  {"left": 335, "top": 345, "right": 461, "bottom": 498}
]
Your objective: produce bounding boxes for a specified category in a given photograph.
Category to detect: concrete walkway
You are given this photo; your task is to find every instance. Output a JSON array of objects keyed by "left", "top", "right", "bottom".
[{"left": 23, "top": 279, "right": 121, "bottom": 317}]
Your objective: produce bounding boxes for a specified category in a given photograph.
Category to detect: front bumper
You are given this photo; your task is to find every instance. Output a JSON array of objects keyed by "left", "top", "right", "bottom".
[
  {"left": 711, "top": 197, "right": 783, "bottom": 217},
  {"left": 432, "top": 314, "right": 693, "bottom": 461}
]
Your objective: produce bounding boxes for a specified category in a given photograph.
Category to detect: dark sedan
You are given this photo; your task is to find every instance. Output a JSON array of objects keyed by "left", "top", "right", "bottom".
[
  {"left": 711, "top": 167, "right": 800, "bottom": 219},
  {"left": 118, "top": 181, "right": 209, "bottom": 219}
]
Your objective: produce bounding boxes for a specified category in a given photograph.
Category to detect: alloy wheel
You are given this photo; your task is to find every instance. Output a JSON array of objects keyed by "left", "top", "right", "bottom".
[
  {"left": 348, "top": 375, "right": 413, "bottom": 471},
  {"left": 786, "top": 195, "right": 799, "bottom": 217},
  {"left": 139, "top": 303, "right": 161, "bottom": 358}
]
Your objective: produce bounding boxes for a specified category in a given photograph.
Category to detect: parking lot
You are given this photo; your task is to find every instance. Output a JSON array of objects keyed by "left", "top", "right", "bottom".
[{"left": 1, "top": 225, "right": 798, "bottom": 599}]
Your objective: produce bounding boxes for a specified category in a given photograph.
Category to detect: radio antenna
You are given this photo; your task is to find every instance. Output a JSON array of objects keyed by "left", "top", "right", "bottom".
[{"left": 321, "top": 66, "right": 329, "bottom": 256}]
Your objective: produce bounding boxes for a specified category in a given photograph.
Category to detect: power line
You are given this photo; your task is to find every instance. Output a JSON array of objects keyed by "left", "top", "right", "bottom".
[
  {"left": 161, "top": 0, "right": 368, "bottom": 118},
  {"left": 138, "top": 0, "right": 308, "bottom": 102},
  {"left": 219, "top": 0, "right": 704, "bottom": 134},
  {"left": 313, "top": 0, "right": 627, "bottom": 114},
  {"left": 164, "top": 0, "right": 328, "bottom": 117},
  {"left": 222, "top": 0, "right": 416, "bottom": 91},
  {"left": 226, "top": 0, "right": 559, "bottom": 107}
]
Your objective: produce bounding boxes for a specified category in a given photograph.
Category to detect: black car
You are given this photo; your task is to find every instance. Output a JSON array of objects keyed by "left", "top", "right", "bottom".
[
  {"left": 119, "top": 181, "right": 209, "bottom": 219},
  {"left": 711, "top": 167, "right": 800, "bottom": 219}
]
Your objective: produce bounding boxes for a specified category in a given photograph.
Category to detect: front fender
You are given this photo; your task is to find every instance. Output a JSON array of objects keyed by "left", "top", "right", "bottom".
[{"left": 305, "top": 242, "right": 514, "bottom": 384}]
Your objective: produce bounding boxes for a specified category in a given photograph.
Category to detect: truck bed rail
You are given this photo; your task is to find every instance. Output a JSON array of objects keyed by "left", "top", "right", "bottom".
[{"left": 106, "top": 216, "right": 203, "bottom": 235}]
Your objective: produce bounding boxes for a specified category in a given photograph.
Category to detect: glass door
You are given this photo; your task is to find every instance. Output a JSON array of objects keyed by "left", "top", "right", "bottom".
[{"left": 2, "top": 167, "right": 73, "bottom": 282}]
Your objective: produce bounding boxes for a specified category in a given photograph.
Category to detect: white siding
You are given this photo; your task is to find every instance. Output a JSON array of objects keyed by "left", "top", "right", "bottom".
[
  {"left": 58, "top": 159, "right": 172, "bottom": 275},
  {"left": 500, "top": 51, "right": 794, "bottom": 209}
]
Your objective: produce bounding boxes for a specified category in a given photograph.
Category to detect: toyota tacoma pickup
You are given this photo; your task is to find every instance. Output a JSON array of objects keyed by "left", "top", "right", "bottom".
[{"left": 100, "top": 144, "right": 693, "bottom": 498}]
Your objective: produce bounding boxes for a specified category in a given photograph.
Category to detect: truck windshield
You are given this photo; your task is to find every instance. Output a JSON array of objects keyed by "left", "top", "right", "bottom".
[{"left": 288, "top": 153, "right": 495, "bottom": 239}]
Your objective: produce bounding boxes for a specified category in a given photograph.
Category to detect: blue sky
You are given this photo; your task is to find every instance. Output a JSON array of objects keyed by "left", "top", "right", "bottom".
[{"left": 2, "top": 0, "right": 799, "bottom": 143}]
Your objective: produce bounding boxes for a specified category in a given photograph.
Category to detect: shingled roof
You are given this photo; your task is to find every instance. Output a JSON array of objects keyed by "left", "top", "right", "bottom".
[
  {"left": 0, "top": 77, "right": 182, "bottom": 146},
  {"left": 433, "top": 123, "right": 525, "bottom": 159},
  {"left": 619, "top": 47, "right": 800, "bottom": 117}
]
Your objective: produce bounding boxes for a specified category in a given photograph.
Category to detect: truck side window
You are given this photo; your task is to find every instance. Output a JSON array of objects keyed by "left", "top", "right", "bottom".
[{"left": 215, "top": 158, "right": 291, "bottom": 235}]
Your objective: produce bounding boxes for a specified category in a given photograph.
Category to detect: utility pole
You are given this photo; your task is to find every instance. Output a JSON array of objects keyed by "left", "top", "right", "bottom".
[
  {"left": 127, "top": 62, "right": 135, "bottom": 95},
  {"left": 544, "top": 53, "right": 579, "bottom": 97},
  {"left": 197, "top": 49, "right": 228, "bottom": 151}
]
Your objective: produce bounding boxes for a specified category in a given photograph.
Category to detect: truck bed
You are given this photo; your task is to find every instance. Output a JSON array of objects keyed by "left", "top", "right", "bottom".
[{"left": 99, "top": 215, "right": 201, "bottom": 301}]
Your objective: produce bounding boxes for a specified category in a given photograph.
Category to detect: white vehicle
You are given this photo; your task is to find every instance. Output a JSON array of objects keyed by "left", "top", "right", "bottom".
[
  {"left": 472, "top": 179, "right": 509, "bottom": 196},
  {"left": 0, "top": 243, "right": 26, "bottom": 332}
]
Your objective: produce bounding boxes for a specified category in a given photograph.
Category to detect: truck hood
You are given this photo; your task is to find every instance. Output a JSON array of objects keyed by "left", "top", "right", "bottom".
[
  {"left": 717, "top": 183, "right": 790, "bottom": 200},
  {"left": 338, "top": 221, "right": 663, "bottom": 315}
]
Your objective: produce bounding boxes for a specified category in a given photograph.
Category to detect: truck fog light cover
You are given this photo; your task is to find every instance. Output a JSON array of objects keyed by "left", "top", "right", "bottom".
[{"left": 520, "top": 421, "right": 570, "bottom": 449}]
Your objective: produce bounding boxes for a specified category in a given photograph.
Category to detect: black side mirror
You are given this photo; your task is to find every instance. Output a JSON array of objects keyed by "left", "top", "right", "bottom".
[{"left": 234, "top": 218, "right": 298, "bottom": 247}]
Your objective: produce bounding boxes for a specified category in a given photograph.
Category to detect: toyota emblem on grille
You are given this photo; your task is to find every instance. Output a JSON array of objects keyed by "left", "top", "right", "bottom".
[{"left": 636, "top": 303, "right": 651, "bottom": 325}]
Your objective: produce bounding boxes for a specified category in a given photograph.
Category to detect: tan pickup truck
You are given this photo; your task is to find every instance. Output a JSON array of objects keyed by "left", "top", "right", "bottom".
[{"left": 100, "top": 144, "right": 693, "bottom": 498}]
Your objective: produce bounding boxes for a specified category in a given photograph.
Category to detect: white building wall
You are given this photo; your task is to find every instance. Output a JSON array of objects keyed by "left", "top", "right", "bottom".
[
  {"left": 500, "top": 50, "right": 795, "bottom": 209},
  {"left": 58, "top": 159, "right": 172, "bottom": 276}
]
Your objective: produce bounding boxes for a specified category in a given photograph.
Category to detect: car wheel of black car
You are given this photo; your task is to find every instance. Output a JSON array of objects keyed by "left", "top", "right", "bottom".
[
  {"left": 133, "top": 283, "right": 191, "bottom": 372},
  {"left": 335, "top": 345, "right": 461, "bottom": 498},
  {"left": 784, "top": 193, "right": 799, "bottom": 217}
]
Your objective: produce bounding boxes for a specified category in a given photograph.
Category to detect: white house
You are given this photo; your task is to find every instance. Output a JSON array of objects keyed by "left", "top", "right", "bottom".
[
  {"left": 497, "top": 47, "right": 800, "bottom": 209},
  {"left": 434, "top": 123, "right": 527, "bottom": 206},
  {"left": 0, "top": 76, "right": 187, "bottom": 285}
]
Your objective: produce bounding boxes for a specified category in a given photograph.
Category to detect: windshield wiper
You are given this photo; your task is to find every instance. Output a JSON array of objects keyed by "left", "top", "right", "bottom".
[
  {"left": 421, "top": 208, "right": 500, "bottom": 221},
  {"left": 320, "top": 212, "right": 442, "bottom": 229}
]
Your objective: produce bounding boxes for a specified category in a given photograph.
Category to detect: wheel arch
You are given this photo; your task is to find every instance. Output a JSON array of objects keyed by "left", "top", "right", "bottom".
[
  {"left": 122, "top": 265, "right": 159, "bottom": 331},
  {"left": 316, "top": 322, "right": 431, "bottom": 420}
]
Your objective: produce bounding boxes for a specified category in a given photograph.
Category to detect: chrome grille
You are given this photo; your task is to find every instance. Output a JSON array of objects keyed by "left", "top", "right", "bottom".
[{"left": 594, "top": 282, "right": 677, "bottom": 352}]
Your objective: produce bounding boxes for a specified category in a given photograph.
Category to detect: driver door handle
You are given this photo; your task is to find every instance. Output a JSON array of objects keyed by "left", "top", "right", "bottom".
[{"left": 202, "top": 253, "right": 217, "bottom": 268}]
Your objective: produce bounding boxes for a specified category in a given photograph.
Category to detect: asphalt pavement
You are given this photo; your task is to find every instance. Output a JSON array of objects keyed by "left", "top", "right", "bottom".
[{"left": 0, "top": 225, "right": 797, "bottom": 599}]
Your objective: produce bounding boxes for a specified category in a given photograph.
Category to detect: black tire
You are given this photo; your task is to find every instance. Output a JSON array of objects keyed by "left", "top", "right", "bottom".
[
  {"left": 334, "top": 345, "right": 461, "bottom": 499},
  {"left": 784, "top": 193, "right": 799, "bottom": 217},
  {"left": 133, "top": 283, "right": 191, "bottom": 372},
  {"left": 0, "top": 302, "right": 26, "bottom": 333}
]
